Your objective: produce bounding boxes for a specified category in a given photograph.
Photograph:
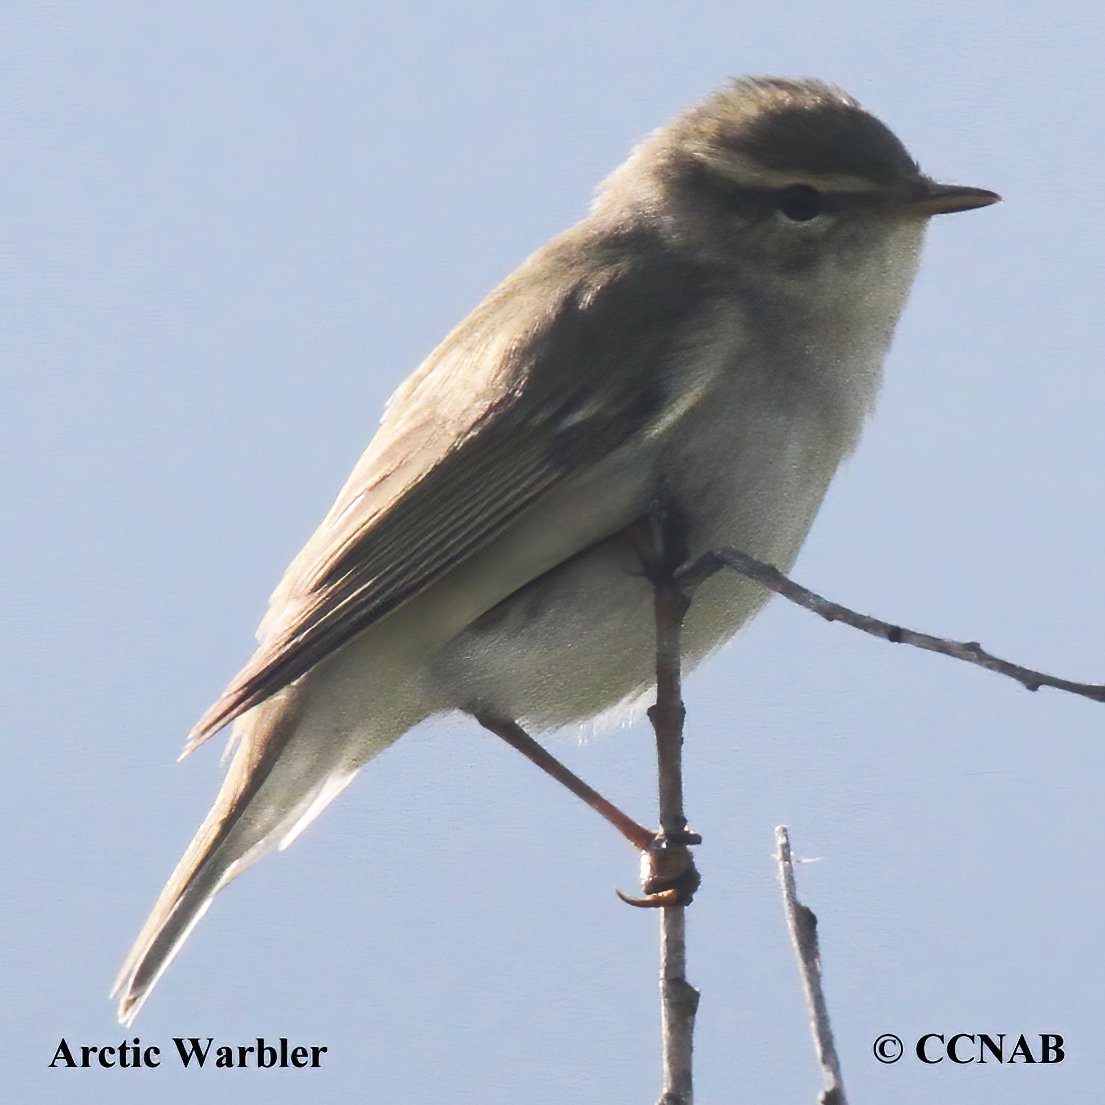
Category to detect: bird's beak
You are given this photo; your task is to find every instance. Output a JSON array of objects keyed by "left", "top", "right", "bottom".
[{"left": 904, "top": 179, "right": 1001, "bottom": 216}]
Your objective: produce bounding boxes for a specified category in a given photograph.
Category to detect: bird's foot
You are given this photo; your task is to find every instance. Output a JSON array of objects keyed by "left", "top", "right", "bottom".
[{"left": 617, "top": 828, "right": 701, "bottom": 908}]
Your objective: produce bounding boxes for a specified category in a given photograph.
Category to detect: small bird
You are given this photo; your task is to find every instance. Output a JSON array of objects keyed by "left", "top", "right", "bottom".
[{"left": 113, "top": 77, "right": 998, "bottom": 1023}]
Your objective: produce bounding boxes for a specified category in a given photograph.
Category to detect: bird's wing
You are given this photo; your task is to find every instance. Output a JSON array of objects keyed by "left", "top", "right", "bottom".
[{"left": 184, "top": 237, "right": 707, "bottom": 753}]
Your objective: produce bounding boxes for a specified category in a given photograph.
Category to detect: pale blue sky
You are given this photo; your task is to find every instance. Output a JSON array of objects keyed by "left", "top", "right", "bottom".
[{"left": 5, "top": 3, "right": 1105, "bottom": 1103}]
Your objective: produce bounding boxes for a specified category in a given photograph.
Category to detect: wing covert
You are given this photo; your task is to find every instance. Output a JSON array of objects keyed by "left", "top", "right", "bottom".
[{"left": 184, "top": 231, "right": 708, "bottom": 752}]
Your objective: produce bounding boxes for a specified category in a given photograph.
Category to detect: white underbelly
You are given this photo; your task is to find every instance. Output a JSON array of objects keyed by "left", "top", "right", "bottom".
[{"left": 429, "top": 392, "right": 848, "bottom": 729}]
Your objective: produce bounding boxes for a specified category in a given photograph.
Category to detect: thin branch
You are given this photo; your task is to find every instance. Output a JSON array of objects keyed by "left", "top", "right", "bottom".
[
  {"left": 656, "top": 904, "right": 699, "bottom": 1105},
  {"left": 651, "top": 574, "right": 691, "bottom": 838},
  {"left": 679, "top": 548, "right": 1105, "bottom": 704},
  {"left": 645, "top": 514, "right": 701, "bottom": 1105},
  {"left": 776, "top": 826, "right": 847, "bottom": 1105}
]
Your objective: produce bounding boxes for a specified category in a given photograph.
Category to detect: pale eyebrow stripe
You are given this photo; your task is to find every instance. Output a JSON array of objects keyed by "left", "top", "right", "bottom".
[{"left": 697, "top": 151, "right": 886, "bottom": 195}]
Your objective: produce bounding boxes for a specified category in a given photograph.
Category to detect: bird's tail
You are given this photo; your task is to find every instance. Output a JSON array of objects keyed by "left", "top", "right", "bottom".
[{"left": 111, "top": 696, "right": 358, "bottom": 1026}]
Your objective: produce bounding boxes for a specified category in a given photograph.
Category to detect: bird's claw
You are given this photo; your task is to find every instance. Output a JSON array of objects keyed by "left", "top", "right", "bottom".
[{"left": 616, "top": 828, "right": 701, "bottom": 908}]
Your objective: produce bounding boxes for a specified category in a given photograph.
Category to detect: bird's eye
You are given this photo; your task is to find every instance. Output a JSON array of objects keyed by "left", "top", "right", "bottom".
[{"left": 776, "top": 184, "right": 824, "bottom": 222}]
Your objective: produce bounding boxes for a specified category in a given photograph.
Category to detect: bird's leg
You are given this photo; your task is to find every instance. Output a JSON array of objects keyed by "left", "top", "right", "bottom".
[
  {"left": 619, "top": 504, "right": 702, "bottom": 908},
  {"left": 472, "top": 712, "right": 656, "bottom": 852},
  {"left": 472, "top": 505, "right": 701, "bottom": 902}
]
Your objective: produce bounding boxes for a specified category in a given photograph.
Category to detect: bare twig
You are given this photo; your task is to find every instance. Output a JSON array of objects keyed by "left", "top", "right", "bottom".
[
  {"left": 776, "top": 826, "right": 847, "bottom": 1105},
  {"left": 651, "top": 573, "right": 691, "bottom": 839},
  {"left": 643, "top": 513, "right": 701, "bottom": 1105},
  {"left": 656, "top": 903, "right": 699, "bottom": 1105},
  {"left": 679, "top": 548, "right": 1105, "bottom": 704}
]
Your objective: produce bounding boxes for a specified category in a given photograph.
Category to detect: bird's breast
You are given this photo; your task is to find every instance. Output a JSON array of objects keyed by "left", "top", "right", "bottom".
[{"left": 428, "top": 348, "right": 864, "bottom": 730}]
